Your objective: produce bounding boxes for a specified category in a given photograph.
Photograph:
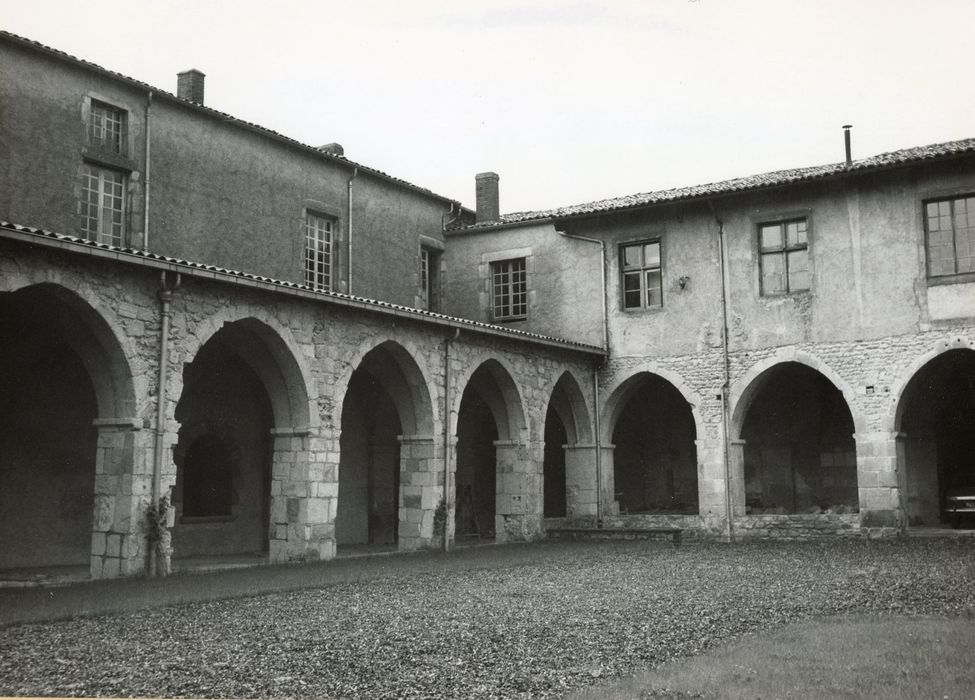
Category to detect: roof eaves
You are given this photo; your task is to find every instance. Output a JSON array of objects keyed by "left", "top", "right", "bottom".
[
  {"left": 452, "top": 137, "right": 975, "bottom": 231},
  {"left": 0, "top": 221, "right": 605, "bottom": 357},
  {"left": 0, "top": 30, "right": 468, "bottom": 212}
]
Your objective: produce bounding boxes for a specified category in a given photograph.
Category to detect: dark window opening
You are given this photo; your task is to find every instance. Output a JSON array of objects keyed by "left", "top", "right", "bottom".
[{"left": 181, "top": 435, "right": 234, "bottom": 517}]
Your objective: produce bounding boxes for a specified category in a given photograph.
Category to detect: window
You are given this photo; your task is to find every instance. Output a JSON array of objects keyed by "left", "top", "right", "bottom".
[
  {"left": 88, "top": 100, "right": 126, "bottom": 155},
  {"left": 620, "top": 241, "right": 662, "bottom": 309},
  {"left": 759, "top": 218, "right": 809, "bottom": 294},
  {"left": 492, "top": 258, "right": 527, "bottom": 320},
  {"left": 420, "top": 247, "right": 441, "bottom": 311},
  {"left": 80, "top": 164, "right": 125, "bottom": 245},
  {"left": 925, "top": 194, "right": 975, "bottom": 277},
  {"left": 304, "top": 212, "right": 334, "bottom": 291}
]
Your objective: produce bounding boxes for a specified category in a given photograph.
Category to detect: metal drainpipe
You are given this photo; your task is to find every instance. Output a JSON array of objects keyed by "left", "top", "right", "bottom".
[
  {"left": 151, "top": 271, "right": 181, "bottom": 575},
  {"left": 442, "top": 328, "right": 460, "bottom": 551},
  {"left": 347, "top": 167, "right": 358, "bottom": 294},
  {"left": 709, "top": 201, "right": 734, "bottom": 542},
  {"left": 142, "top": 91, "right": 152, "bottom": 250},
  {"left": 557, "top": 229, "right": 608, "bottom": 527}
]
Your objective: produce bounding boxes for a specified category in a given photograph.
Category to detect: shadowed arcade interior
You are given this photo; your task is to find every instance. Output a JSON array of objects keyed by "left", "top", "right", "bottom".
[
  {"left": 173, "top": 322, "right": 276, "bottom": 558},
  {"left": 611, "top": 373, "right": 699, "bottom": 515},
  {"left": 900, "top": 349, "right": 975, "bottom": 527},
  {"left": 740, "top": 362, "right": 858, "bottom": 514},
  {"left": 337, "top": 369, "right": 402, "bottom": 547},
  {"left": 0, "top": 285, "right": 132, "bottom": 571}
]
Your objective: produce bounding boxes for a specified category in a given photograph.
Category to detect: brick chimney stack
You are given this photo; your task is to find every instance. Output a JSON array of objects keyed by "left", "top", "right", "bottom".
[
  {"left": 177, "top": 69, "right": 206, "bottom": 104},
  {"left": 475, "top": 172, "right": 500, "bottom": 224}
]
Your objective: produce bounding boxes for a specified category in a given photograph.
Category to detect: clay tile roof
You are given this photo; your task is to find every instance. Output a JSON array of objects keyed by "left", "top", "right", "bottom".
[
  {"left": 452, "top": 137, "right": 975, "bottom": 231},
  {"left": 0, "top": 221, "right": 604, "bottom": 355}
]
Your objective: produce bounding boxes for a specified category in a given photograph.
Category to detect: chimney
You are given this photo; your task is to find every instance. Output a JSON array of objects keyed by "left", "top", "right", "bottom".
[
  {"left": 842, "top": 124, "right": 853, "bottom": 165},
  {"left": 475, "top": 172, "right": 500, "bottom": 223},
  {"left": 318, "top": 143, "right": 345, "bottom": 157},
  {"left": 177, "top": 69, "right": 206, "bottom": 104}
]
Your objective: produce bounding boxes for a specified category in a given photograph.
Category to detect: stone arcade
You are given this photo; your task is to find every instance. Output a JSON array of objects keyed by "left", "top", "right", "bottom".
[{"left": 1, "top": 31, "right": 974, "bottom": 579}]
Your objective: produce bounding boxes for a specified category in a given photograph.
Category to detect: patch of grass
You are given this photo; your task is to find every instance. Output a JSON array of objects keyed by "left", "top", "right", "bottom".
[{"left": 570, "top": 616, "right": 975, "bottom": 699}]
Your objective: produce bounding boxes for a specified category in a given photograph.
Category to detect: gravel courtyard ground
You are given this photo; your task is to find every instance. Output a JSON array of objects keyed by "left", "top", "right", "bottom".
[{"left": 1, "top": 538, "right": 973, "bottom": 699}]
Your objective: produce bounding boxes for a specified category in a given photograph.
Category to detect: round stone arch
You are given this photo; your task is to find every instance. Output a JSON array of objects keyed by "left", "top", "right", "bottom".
[
  {"left": 333, "top": 336, "right": 436, "bottom": 438},
  {"left": 729, "top": 348, "right": 866, "bottom": 440},
  {"left": 600, "top": 362, "right": 705, "bottom": 444},
  {"left": 177, "top": 308, "right": 314, "bottom": 431},
  {"left": 450, "top": 354, "right": 529, "bottom": 442},
  {"left": 0, "top": 281, "right": 139, "bottom": 574},
  {"left": 543, "top": 370, "right": 593, "bottom": 445},
  {"left": 885, "top": 335, "right": 975, "bottom": 434},
  {"left": 0, "top": 280, "right": 138, "bottom": 419}
]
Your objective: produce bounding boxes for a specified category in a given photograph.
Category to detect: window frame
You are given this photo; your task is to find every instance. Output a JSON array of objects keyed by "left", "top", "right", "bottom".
[
  {"left": 758, "top": 216, "right": 811, "bottom": 296},
  {"left": 80, "top": 163, "right": 126, "bottom": 246},
  {"left": 923, "top": 193, "right": 975, "bottom": 280},
  {"left": 304, "top": 210, "right": 335, "bottom": 292},
  {"left": 87, "top": 99, "right": 128, "bottom": 156},
  {"left": 491, "top": 257, "right": 528, "bottom": 321},
  {"left": 619, "top": 239, "right": 663, "bottom": 311}
]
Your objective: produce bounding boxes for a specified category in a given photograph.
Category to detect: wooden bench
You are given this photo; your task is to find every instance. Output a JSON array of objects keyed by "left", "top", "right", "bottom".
[{"left": 546, "top": 526, "right": 683, "bottom": 547}]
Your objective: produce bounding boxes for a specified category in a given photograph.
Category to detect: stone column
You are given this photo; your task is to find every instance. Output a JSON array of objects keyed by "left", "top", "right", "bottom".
[
  {"left": 855, "top": 431, "right": 905, "bottom": 537},
  {"left": 268, "top": 427, "right": 336, "bottom": 562},
  {"left": 564, "top": 443, "right": 598, "bottom": 519},
  {"left": 90, "top": 418, "right": 152, "bottom": 579},
  {"left": 598, "top": 444, "right": 618, "bottom": 518},
  {"left": 398, "top": 435, "right": 443, "bottom": 550},
  {"left": 494, "top": 439, "right": 542, "bottom": 542},
  {"left": 697, "top": 436, "right": 735, "bottom": 537}
]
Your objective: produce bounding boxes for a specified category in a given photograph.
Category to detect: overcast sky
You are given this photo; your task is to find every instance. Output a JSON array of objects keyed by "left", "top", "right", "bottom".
[{"left": 6, "top": 1, "right": 974, "bottom": 213}]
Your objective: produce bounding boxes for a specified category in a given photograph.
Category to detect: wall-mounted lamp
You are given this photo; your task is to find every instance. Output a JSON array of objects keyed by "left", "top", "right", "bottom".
[{"left": 678, "top": 275, "right": 690, "bottom": 290}]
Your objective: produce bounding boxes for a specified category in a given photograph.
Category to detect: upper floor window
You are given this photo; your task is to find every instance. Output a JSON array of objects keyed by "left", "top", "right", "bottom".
[
  {"left": 621, "top": 240, "right": 662, "bottom": 309},
  {"left": 759, "top": 218, "right": 809, "bottom": 294},
  {"left": 304, "top": 211, "right": 334, "bottom": 291},
  {"left": 492, "top": 258, "right": 527, "bottom": 321},
  {"left": 420, "top": 247, "right": 441, "bottom": 312},
  {"left": 925, "top": 194, "right": 975, "bottom": 277},
  {"left": 80, "top": 164, "right": 125, "bottom": 246},
  {"left": 88, "top": 100, "right": 127, "bottom": 156}
]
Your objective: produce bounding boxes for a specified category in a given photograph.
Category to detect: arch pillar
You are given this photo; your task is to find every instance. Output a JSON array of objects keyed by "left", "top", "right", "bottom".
[
  {"left": 90, "top": 417, "right": 152, "bottom": 578},
  {"left": 564, "top": 444, "right": 598, "bottom": 518},
  {"left": 268, "top": 426, "right": 335, "bottom": 563},
  {"left": 855, "top": 431, "right": 907, "bottom": 535},
  {"left": 694, "top": 435, "right": 738, "bottom": 535},
  {"left": 398, "top": 434, "right": 444, "bottom": 550},
  {"left": 494, "top": 439, "right": 543, "bottom": 541}
]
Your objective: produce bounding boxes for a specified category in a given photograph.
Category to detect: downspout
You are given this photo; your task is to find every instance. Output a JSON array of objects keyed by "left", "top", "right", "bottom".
[
  {"left": 708, "top": 200, "right": 734, "bottom": 542},
  {"left": 143, "top": 91, "right": 152, "bottom": 250},
  {"left": 557, "top": 229, "right": 608, "bottom": 527},
  {"left": 442, "top": 328, "right": 461, "bottom": 551},
  {"left": 151, "top": 271, "right": 181, "bottom": 575},
  {"left": 347, "top": 166, "right": 358, "bottom": 294}
]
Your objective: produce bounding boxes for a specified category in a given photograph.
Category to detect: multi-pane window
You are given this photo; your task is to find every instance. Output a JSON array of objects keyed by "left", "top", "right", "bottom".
[
  {"left": 621, "top": 241, "right": 662, "bottom": 309},
  {"left": 759, "top": 218, "right": 809, "bottom": 294},
  {"left": 88, "top": 100, "right": 126, "bottom": 155},
  {"left": 492, "top": 258, "right": 527, "bottom": 320},
  {"left": 304, "top": 212, "right": 334, "bottom": 291},
  {"left": 420, "top": 248, "right": 440, "bottom": 311},
  {"left": 80, "top": 164, "right": 125, "bottom": 245},
  {"left": 925, "top": 195, "right": 975, "bottom": 277}
]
